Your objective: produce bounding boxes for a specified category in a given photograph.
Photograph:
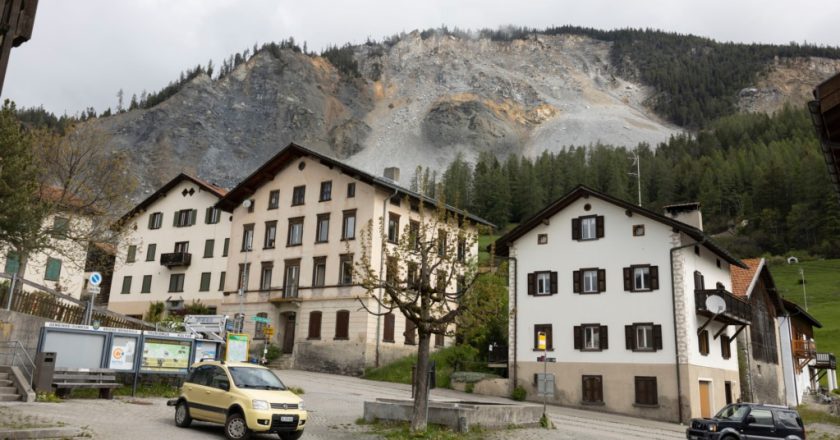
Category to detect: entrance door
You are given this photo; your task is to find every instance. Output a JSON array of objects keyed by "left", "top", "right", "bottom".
[
  {"left": 282, "top": 313, "right": 296, "bottom": 354},
  {"left": 699, "top": 381, "right": 712, "bottom": 418}
]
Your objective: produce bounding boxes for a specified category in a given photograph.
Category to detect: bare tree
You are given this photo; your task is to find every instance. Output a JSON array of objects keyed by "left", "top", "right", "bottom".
[{"left": 355, "top": 201, "right": 482, "bottom": 432}]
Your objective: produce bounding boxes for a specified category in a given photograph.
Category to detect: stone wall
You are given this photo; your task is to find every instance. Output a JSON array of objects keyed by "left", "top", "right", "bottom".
[{"left": 0, "top": 309, "right": 49, "bottom": 357}]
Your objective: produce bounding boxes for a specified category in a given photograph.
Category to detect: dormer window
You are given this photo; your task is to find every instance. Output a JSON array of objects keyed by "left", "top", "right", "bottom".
[{"left": 572, "top": 215, "right": 604, "bottom": 241}]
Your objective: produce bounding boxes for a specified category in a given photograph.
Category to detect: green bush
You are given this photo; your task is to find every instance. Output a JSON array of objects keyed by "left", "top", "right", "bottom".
[
  {"left": 465, "top": 383, "right": 474, "bottom": 394},
  {"left": 265, "top": 344, "right": 281, "bottom": 362},
  {"left": 511, "top": 386, "right": 527, "bottom": 401}
]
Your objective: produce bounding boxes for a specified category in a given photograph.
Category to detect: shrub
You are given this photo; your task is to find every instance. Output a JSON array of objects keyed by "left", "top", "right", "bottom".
[
  {"left": 511, "top": 386, "right": 527, "bottom": 401},
  {"left": 465, "top": 383, "right": 474, "bottom": 394},
  {"left": 265, "top": 344, "right": 281, "bottom": 362}
]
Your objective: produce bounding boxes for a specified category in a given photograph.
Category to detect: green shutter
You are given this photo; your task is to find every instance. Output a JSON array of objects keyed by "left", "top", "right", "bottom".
[
  {"left": 121, "top": 276, "right": 132, "bottom": 294},
  {"left": 222, "top": 238, "right": 230, "bottom": 257},
  {"left": 219, "top": 271, "right": 226, "bottom": 291},
  {"left": 146, "top": 243, "right": 156, "bottom": 261},
  {"left": 200, "top": 272, "right": 211, "bottom": 292},
  {"left": 44, "top": 258, "right": 62, "bottom": 281},
  {"left": 141, "top": 275, "right": 152, "bottom": 293},
  {"left": 127, "top": 245, "right": 137, "bottom": 263},
  {"left": 204, "top": 239, "right": 214, "bottom": 258},
  {"left": 4, "top": 253, "right": 20, "bottom": 274}
]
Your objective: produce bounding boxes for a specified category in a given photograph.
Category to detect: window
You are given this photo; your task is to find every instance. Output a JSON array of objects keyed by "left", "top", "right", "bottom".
[
  {"left": 148, "top": 212, "right": 163, "bottom": 229},
  {"left": 260, "top": 262, "right": 273, "bottom": 291},
  {"left": 242, "top": 224, "right": 254, "bottom": 251},
  {"left": 634, "top": 377, "right": 658, "bottom": 405},
  {"left": 312, "top": 257, "right": 326, "bottom": 287},
  {"left": 284, "top": 260, "right": 300, "bottom": 298},
  {"left": 174, "top": 209, "right": 197, "bottom": 227},
  {"left": 52, "top": 216, "right": 69, "bottom": 237},
  {"left": 199, "top": 272, "right": 211, "bottom": 292},
  {"left": 386, "top": 257, "right": 398, "bottom": 285},
  {"left": 222, "top": 238, "right": 229, "bottom": 257},
  {"left": 335, "top": 310, "right": 350, "bottom": 340},
  {"left": 582, "top": 376, "right": 603, "bottom": 404},
  {"left": 390, "top": 195, "right": 401, "bottom": 206},
  {"left": 404, "top": 319, "right": 416, "bottom": 345},
  {"left": 435, "top": 332, "right": 444, "bottom": 347},
  {"left": 694, "top": 271, "right": 705, "bottom": 291},
  {"left": 573, "top": 268, "right": 605, "bottom": 294},
  {"left": 633, "top": 224, "right": 645, "bottom": 236},
  {"left": 268, "top": 190, "right": 280, "bottom": 210},
  {"left": 721, "top": 335, "right": 732, "bottom": 359},
  {"left": 287, "top": 217, "right": 304, "bottom": 246},
  {"left": 4, "top": 252, "right": 19, "bottom": 274},
  {"left": 533, "top": 324, "right": 553, "bottom": 350},
  {"left": 699, "top": 330, "right": 710, "bottom": 356},
  {"left": 218, "top": 272, "right": 226, "bottom": 291},
  {"left": 126, "top": 245, "right": 137, "bottom": 263},
  {"left": 203, "top": 239, "right": 215, "bottom": 258},
  {"left": 146, "top": 243, "right": 156, "bottom": 261},
  {"left": 141, "top": 275, "right": 152, "bottom": 294},
  {"left": 174, "top": 241, "right": 189, "bottom": 253},
  {"left": 437, "top": 229, "right": 447, "bottom": 256},
  {"left": 574, "top": 324, "right": 608, "bottom": 351},
  {"left": 169, "top": 274, "right": 185, "bottom": 292},
  {"left": 347, "top": 182, "right": 355, "bottom": 198},
  {"left": 383, "top": 313, "right": 395, "bottom": 342},
  {"left": 205, "top": 207, "right": 220, "bottom": 224},
  {"left": 572, "top": 215, "right": 604, "bottom": 240},
  {"left": 319, "top": 181, "right": 332, "bottom": 201},
  {"left": 626, "top": 323, "right": 663, "bottom": 351},
  {"left": 292, "top": 185, "right": 306, "bottom": 206},
  {"left": 315, "top": 214, "right": 330, "bottom": 243},
  {"left": 409, "top": 221, "right": 420, "bottom": 250},
  {"left": 247, "top": 199, "right": 255, "bottom": 213},
  {"left": 623, "top": 265, "right": 659, "bottom": 292},
  {"left": 538, "top": 234, "right": 548, "bottom": 245},
  {"left": 342, "top": 210, "right": 356, "bottom": 240},
  {"left": 121, "top": 276, "right": 132, "bottom": 294},
  {"left": 528, "top": 271, "right": 557, "bottom": 295},
  {"left": 407, "top": 262, "right": 419, "bottom": 289},
  {"left": 44, "top": 258, "right": 62, "bottom": 281},
  {"left": 750, "top": 409, "right": 773, "bottom": 426},
  {"left": 457, "top": 238, "right": 466, "bottom": 262},
  {"left": 387, "top": 213, "right": 400, "bottom": 243},
  {"left": 237, "top": 263, "right": 250, "bottom": 291},
  {"left": 255, "top": 312, "right": 268, "bottom": 339},
  {"left": 264, "top": 221, "right": 277, "bottom": 249},
  {"left": 308, "top": 311, "right": 322, "bottom": 339},
  {"left": 339, "top": 254, "right": 353, "bottom": 285}
]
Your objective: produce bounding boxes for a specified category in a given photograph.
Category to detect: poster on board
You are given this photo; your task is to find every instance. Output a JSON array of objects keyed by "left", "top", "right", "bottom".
[
  {"left": 109, "top": 336, "right": 137, "bottom": 370},
  {"left": 141, "top": 338, "right": 192, "bottom": 372},
  {"left": 194, "top": 341, "right": 218, "bottom": 362},
  {"left": 226, "top": 333, "right": 249, "bottom": 362}
]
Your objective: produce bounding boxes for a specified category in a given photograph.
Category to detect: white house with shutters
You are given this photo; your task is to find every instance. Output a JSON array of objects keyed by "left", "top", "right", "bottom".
[
  {"left": 108, "top": 174, "right": 230, "bottom": 319},
  {"left": 494, "top": 186, "right": 751, "bottom": 423}
]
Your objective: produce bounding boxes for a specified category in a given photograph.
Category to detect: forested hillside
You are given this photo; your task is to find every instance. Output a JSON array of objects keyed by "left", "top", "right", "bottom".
[{"left": 428, "top": 106, "right": 840, "bottom": 258}]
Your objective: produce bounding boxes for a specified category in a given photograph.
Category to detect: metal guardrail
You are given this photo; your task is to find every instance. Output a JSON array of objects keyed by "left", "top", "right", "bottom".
[
  {"left": 816, "top": 352, "right": 836, "bottom": 369},
  {"left": 694, "top": 289, "right": 752, "bottom": 324},
  {"left": 160, "top": 252, "right": 191, "bottom": 267},
  {"left": 0, "top": 340, "right": 35, "bottom": 385}
]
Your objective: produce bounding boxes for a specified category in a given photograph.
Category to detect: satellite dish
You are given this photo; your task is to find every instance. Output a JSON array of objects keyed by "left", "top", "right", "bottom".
[{"left": 705, "top": 295, "right": 727, "bottom": 314}]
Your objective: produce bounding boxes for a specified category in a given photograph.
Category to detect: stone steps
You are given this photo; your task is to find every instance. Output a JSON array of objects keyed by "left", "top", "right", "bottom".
[
  {"left": 268, "top": 354, "right": 295, "bottom": 370},
  {"left": 0, "top": 373, "right": 22, "bottom": 402}
]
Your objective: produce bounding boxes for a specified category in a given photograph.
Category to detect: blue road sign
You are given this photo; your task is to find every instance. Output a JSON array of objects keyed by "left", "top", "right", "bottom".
[{"left": 89, "top": 272, "right": 103, "bottom": 286}]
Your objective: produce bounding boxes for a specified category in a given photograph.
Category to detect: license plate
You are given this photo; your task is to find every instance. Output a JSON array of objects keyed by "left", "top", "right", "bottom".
[
  {"left": 689, "top": 436, "right": 699, "bottom": 440},
  {"left": 280, "top": 416, "right": 294, "bottom": 422}
]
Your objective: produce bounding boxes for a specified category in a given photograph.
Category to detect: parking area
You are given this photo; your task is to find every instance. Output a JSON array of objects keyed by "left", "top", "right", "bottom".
[{"left": 0, "top": 369, "right": 686, "bottom": 439}]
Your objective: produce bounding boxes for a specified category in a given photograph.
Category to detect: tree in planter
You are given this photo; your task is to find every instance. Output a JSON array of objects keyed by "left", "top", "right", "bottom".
[{"left": 355, "top": 201, "right": 483, "bottom": 432}]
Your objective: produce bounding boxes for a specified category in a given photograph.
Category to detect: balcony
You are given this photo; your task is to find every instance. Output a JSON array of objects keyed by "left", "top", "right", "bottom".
[
  {"left": 793, "top": 340, "right": 817, "bottom": 359},
  {"left": 160, "top": 252, "right": 191, "bottom": 267},
  {"left": 695, "top": 289, "right": 752, "bottom": 325},
  {"left": 815, "top": 352, "right": 836, "bottom": 370}
]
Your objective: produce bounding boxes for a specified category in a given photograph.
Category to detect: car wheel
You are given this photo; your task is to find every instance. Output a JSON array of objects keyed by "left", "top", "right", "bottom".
[
  {"left": 278, "top": 430, "right": 304, "bottom": 440},
  {"left": 174, "top": 401, "right": 192, "bottom": 428},
  {"left": 224, "top": 413, "right": 251, "bottom": 440}
]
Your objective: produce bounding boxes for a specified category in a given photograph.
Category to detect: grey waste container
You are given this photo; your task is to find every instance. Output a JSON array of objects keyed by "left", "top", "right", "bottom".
[{"left": 33, "top": 352, "right": 56, "bottom": 393}]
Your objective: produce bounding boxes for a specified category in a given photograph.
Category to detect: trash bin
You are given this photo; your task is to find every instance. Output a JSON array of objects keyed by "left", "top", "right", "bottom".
[{"left": 33, "top": 352, "right": 56, "bottom": 393}]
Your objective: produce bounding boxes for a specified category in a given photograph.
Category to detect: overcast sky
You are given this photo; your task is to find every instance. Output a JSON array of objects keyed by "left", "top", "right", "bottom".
[{"left": 5, "top": 0, "right": 840, "bottom": 115}]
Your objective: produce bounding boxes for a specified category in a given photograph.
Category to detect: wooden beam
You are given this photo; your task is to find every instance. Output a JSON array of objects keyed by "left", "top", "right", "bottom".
[
  {"left": 714, "top": 324, "right": 729, "bottom": 340},
  {"left": 697, "top": 314, "right": 718, "bottom": 335},
  {"left": 730, "top": 324, "right": 747, "bottom": 341}
]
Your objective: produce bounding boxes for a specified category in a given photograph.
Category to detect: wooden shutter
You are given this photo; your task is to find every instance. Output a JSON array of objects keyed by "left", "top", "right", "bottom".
[
  {"left": 625, "top": 325, "right": 635, "bottom": 350},
  {"left": 572, "top": 271, "right": 581, "bottom": 293},
  {"left": 694, "top": 271, "right": 705, "bottom": 291},
  {"left": 546, "top": 326, "right": 553, "bottom": 350},
  {"left": 335, "top": 310, "right": 349, "bottom": 339},
  {"left": 148, "top": 215, "right": 155, "bottom": 229},
  {"left": 573, "top": 326, "right": 582, "bottom": 350},
  {"left": 205, "top": 207, "right": 212, "bottom": 224},
  {"left": 600, "top": 325, "right": 608, "bottom": 350},
  {"left": 404, "top": 319, "right": 416, "bottom": 345},
  {"left": 550, "top": 272, "right": 558, "bottom": 294},
  {"left": 527, "top": 273, "right": 536, "bottom": 295},
  {"left": 189, "top": 209, "right": 197, "bottom": 225},
  {"left": 699, "top": 330, "right": 709, "bottom": 355},
  {"left": 533, "top": 326, "right": 540, "bottom": 349},
  {"left": 597, "top": 269, "right": 606, "bottom": 292},
  {"left": 650, "top": 266, "right": 659, "bottom": 290},
  {"left": 653, "top": 325, "right": 663, "bottom": 350},
  {"left": 383, "top": 314, "right": 395, "bottom": 342},
  {"left": 308, "top": 311, "right": 322, "bottom": 339},
  {"left": 623, "top": 267, "right": 632, "bottom": 291},
  {"left": 173, "top": 211, "right": 179, "bottom": 226},
  {"left": 595, "top": 216, "right": 605, "bottom": 238},
  {"left": 721, "top": 335, "right": 731, "bottom": 359},
  {"left": 571, "top": 218, "right": 581, "bottom": 240}
]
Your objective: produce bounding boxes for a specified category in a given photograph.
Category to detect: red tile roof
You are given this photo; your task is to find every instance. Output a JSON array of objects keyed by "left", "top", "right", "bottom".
[{"left": 731, "top": 258, "right": 763, "bottom": 298}]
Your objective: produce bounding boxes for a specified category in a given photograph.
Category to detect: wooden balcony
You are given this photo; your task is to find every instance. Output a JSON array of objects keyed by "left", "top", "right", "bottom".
[
  {"left": 694, "top": 289, "right": 751, "bottom": 325},
  {"left": 793, "top": 340, "right": 817, "bottom": 359},
  {"left": 160, "top": 252, "right": 191, "bottom": 267}
]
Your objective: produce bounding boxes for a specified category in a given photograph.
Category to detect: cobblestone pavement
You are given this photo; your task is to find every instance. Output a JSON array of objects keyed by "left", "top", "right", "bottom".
[{"left": 0, "top": 369, "right": 686, "bottom": 439}]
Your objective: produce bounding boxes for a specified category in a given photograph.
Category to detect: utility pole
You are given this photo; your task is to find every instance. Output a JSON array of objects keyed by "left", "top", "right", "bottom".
[
  {"left": 799, "top": 268, "right": 808, "bottom": 312},
  {"left": 629, "top": 150, "right": 642, "bottom": 206}
]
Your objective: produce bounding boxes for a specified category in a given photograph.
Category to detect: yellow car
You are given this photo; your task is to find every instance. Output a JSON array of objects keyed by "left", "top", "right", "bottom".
[{"left": 168, "top": 361, "right": 306, "bottom": 440}]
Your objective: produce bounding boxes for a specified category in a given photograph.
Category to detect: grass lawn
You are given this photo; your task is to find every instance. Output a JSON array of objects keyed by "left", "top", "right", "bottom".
[
  {"left": 478, "top": 223, "right": 517, "bottom": 266},
  {"left": 769, "top": 259, "right": 840, "bottom": 358}
]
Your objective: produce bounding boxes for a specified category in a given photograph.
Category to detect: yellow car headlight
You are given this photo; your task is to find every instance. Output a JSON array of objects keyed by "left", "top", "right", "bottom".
[{"left": 252, "top": 399, "right": 270, "bottom": 410}]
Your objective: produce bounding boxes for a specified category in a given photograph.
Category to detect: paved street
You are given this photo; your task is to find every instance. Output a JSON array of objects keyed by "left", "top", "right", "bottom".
[{"left": 0, "top": 369, "right": 686, "bottom": 439}]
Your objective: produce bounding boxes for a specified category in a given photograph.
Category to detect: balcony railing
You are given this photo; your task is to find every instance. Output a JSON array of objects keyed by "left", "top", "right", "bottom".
[
  {"left": 694, "top": 289, "right": 752, "bottom": 325},
  {"left": 160, "top": 252, "right": 191, "bottom": 267},
  {"left": 815, "top": 352, "right": 836, "bottom": 369},
  {"left": 793, "top": 340, "right": 817, "bottom": 359}
]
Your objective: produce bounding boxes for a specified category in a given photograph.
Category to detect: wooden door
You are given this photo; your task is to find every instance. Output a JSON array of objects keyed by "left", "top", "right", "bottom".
[
  {"left": 282, "top": 314, "right": 296, "bottom": 354},
  {"left": 699, "top": 381, "right": 712, "bottom": 418}
]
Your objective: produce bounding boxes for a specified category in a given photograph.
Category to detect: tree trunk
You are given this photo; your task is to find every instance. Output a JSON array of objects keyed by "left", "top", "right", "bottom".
[{"left": 411, "top": 330, "right": 432, "bottom": 432}]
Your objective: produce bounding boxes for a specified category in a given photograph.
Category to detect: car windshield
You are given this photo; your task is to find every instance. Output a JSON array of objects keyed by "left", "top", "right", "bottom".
[
  {"left": 715, "top": 404, "right": 750, "bottom": 420},
  {"left": 228, "top": 367, "right": 287, "bottom": 390}
]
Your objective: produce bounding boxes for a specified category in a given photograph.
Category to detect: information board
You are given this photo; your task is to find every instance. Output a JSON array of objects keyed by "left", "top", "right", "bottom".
[
  {"left": 225, "top": 333, "right": 249, "bottom": 362},
  {"left": 194, "top": 340, "right": 219, "bottom": 362},
  {"left": 140, "top": 338, "right": 192, "bottom": 372},
  {"left": 109, "top": 335, "right": 138, "bottom": 370}
]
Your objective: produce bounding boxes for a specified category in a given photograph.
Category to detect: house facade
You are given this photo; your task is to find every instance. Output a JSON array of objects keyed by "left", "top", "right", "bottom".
[
  {"left": 495, "top": 187, "right": 749, "bottom": 423},
  {"left": 108, "top": 174, "right": 230, "bottom": 319},
  {"left": 778, "top": 298, "right": 838, "bottom": 405},
  {"left": 216, "top": 143, "right": 489, "bottom": 375}
]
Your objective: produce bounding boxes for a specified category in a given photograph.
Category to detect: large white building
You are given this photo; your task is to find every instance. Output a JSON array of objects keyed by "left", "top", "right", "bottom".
[
  {"left": 108, "top": 174, "right": 230, "bottom": 318},
  {"left": 494, "top": 186, "right": 750, "bottom": 423}
]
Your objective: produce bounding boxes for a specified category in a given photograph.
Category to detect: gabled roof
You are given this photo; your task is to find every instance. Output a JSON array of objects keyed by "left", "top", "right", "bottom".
[
  {"left": 119, "top": 173, "right": 228, "bottom": 224},
  {"left": 492, "top": 185, "right": 746, "bottom": 268},
  {"left": 731, "top": 258, "right": 764, "bottom": 298},
  {"left": 215, "top": 142, "right": 494, "bottom": 227},
  {"left": 782, "top": 299, "right": 823, "bottom": 329}
]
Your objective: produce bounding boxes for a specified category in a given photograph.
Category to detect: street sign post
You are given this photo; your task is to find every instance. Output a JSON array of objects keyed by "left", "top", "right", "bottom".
[
  {"left": 88, "top": 272, "right": 103, "bottom": 286},
  {"left": 251, "top": 316, "right": 271, "bottom": 324},
  {"left": 84, "top": 273, "right": 103, "bottom": 325}
]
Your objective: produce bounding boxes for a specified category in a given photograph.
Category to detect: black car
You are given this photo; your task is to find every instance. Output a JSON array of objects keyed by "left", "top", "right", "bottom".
[{"left": 686, "top": 403, "right": 805, "bottom": 440}]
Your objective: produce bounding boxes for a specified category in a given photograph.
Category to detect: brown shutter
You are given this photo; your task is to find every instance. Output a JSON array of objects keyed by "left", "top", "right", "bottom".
[
  {"left": 308, "top": 311, "right": 322, "bottom": 339},
  {"left": 435, "top": 333, "right": 444, "bottom": 347},
  {"left": 625, "top": 325, "right": 635, "bottom": 350},
  {"left": 600, "top": 325, "right": 608, "bottom": 350},
  {"left": 623, "top": 267, "right": 632, "bottom": 291},
  {"left": 573, "top": 326, "right": 582, "bottom": 350},
  {"left": 572, "top": 218, "right": 581, "bottom": 240},
  {"left": 550, "top": 272, "right": 558, "bottom": 294},
  {"left": 595, "top": 216, "right": 605, "bottom": 238},
  {"left": 383, "top": 314, "right": 395, "bottom": 342},
  {"left": 527, "top": 273, "right": 536, "bottom": 295},
  {"left": 653, "top": 325, "right": 663, "bottom": 350},
  {"left": 335, "top": 310, "right": 349, "bottom": 339},
  {"left": 573, "top": 271, "right": 581, "bottom": 293},
  {"left": 650, "top": 266, "right": 659, "bottom": 290},
  {"left": 721, "top": 335, "right": 731, "bottom": 359},
  {"left": 597, "top": 269, "right": 606, "bottom": 292},
  {"left": 546, "top": 326, "right": 553, "bottom": 350},
  {"left": 404, "top": 320, "right": 416, "bottom": 345}
]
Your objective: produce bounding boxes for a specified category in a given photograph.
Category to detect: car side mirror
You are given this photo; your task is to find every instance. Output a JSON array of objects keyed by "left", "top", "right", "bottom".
[{"left": 745, "top": 415, "right": 756, "bottom": 424}]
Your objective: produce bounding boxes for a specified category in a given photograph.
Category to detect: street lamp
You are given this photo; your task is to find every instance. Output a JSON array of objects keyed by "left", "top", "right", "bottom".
[{"left": 238, "top": 199, "right": 252, "bottom": 332}]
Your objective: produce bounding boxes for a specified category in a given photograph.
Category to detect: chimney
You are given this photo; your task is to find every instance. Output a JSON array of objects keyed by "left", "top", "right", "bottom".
[
  {"left": 663, "top": 202, "right": 703, "bottom": 231},
  {"left": 384, "top": 167, "right": 400, "bottom": 182}
]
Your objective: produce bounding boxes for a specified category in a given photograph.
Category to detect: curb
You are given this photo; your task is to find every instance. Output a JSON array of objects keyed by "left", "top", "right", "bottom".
[{"left": 0, "top": 427, "right": 83, "bottom": 439}]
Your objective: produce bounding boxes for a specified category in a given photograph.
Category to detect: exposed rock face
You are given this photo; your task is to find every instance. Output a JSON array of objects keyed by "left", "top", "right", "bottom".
[{"left": 738, "top": 56, "right": 840, "bottom": 114}]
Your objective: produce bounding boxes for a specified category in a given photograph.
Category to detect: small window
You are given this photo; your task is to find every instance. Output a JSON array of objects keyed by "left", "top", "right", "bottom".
[
  {"left": 242, "top": 224, "right": 254, "bottom": 251},
  {"left": 634, "top": 376, "right": 658, "bottom": 405},
  {"left": 716, "top": 258, "right": 721, "bottom": 269},
  {"left": 121, "top": 276, "right": 132, "bottom": 294},
  {"left": 383, "top": 313, "right": 395, "bottom": 342},
  {"left": 404, "top": 319, "right": 416, "bottom": 345},
  {"left": 308, "top": 311, "right": 322, "bottom": 340},
  {"left": 538, "top": 234, "right": 548, "bottom": 245},
  {"left": 141, "top": 275, "right": 152, "bottom": 294},
  {"left": 174, "top": 241, "right": 189, "bottom": 253},
  {"left": 582, "top": 375, "right": 603, "bottom": 404},
  {"left": 169, "top": 274, "right": 185, "bottom": 292},
  {"left": 4, "top": 252, "right": 20, "bottom": 274},
  {"left": 342, "top": 210, "right": 356, "bottom": 240},
  {"left": 174, "top": 209, "right": 197, "bottom": 227},
  {"left": 699, "top": 330, "right": 710, "bottom": 356},
  {"left": 633, "top": 225, "right": 645, "bottom": 236},
  {"left": 148, "top": 212, "right": 163, "bottom": 229},
  {"left": 624, "top": 265, "right": 659, "bottom": 292},
  {"left": 222, "top": 238, "right": 230, "bottom": 257},
  {"left": 581, "top": 217, "right": 597, "bottom": 240},
  {"left": 312, "top": 257, "right": 326, "bottom": 287},
  {"left": 574, "top": 268, "right": 605, "bottom": 294},
  {"left": 536, "top": 272, "right": 551, "bottom": 295},
  {"left": 247, "top": 199, "right": 255, "bottom": 213},
  {"left": 44, "top": 258, "right": 62, "bottom": 281},
  {"left": 626, "top": 323, "right": 663, "bottom": 351},
  {"left": 319, "top": 181, "right": 332, "bottom": 201},
  {"left": 636, "top": 324, "right": 654, "bottom": 351},
  {"left": 283, "top": 261, "right": 300, "bottom": 298},
  {"left": 583, "top": 325, "right": 600, "bottom": 350},
  {"left": 52, "top": 216, "right": 69, "bottom": 237},
  {"left": 528, "top": 271, "right": 557, "bottom": 296},
  {"left": 533, "top": 324, "right": 553, "bottom": 350},
  {"left": 203, "top": 239, "right": 215, "bottom": 258},
  {"left": 721, "top": 335, "right": 731, "bottom": 359},
  {"left": 205, "top": 207, "right": 221, "bottom": 224},
  {"left": 339, "top": 254, "right": 353, "bottom": 285},
  {"left": 572, "top": 215, "right": 604, "bottom": 241},
  {"left": 388, "top": 213, "right": 400, "bottom": 244},
  {"left": 199, "top": 272, "right": 211, "bottom": 292},
  {"left": 292, "top": 186, "right": 306, "bottom": 206},
  {"left": 347, "top": 182, "right": 356, "bottom": 198},
  {"left": 434, "top": 332, "right": 444, "bottom": 347},
  {"left": 260, "top": 263, "right": 273, "bottom": 291},
  {"left": 582, "top": 270, "right": 598, "bottom": 293},
  {"left": 335, "top": 310, "right": 350, "bottom": 340},
  {"left": 268, "top": 190, "right": 280, "bottom": 210},
  {"left": 126, "top": 245, "right": 137, "bottom": 263},
  {"left": 264, "top": 221, "right": 277, "bottom": 249},
  {"left": 315, "top": 214, "right": 330, "bottom": 243},
  {"left": 287, "top": 217, "right": 304, "bottom": 246},
  {"left": 146, "top": 243, "right": 156, "bottom": 261},
  {"left": 574, "top": 324, "right": 608, "bottom": 351},
  {"left": 219, "top": 272, "right": 226, "bottom": 291},
  {"left": 634, "top": 266, "right": 650, "bottom": 290}
]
